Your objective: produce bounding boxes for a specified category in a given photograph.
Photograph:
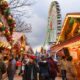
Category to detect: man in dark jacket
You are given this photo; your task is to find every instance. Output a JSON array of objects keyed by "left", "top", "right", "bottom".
[
  {"left": 0, "top": 54, "right": 6, "bottom": 80},
  {"left": 7, "top": 56, "right": 16, "bottom": 80},
  {"left": 38, "top": 55, "right": 50, "bottom": 80}
]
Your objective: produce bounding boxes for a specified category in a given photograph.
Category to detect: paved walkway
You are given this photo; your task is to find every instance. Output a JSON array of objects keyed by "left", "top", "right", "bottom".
[
  {"left": 14, "top": 76, "right": 62, "bottom": 80},
  {"left": 56, "top": 77, "right": 62, "bottom": 80},
  {"left": 14, "top": 75, "right": 22, "bottom": 80}
]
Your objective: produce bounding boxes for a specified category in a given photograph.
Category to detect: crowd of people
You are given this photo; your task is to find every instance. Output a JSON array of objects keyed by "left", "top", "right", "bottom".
[
  {"left": 0, "top": 54, "right": 16, "bottom": 80},
  {"left": 18, "top": 54, "right": 59, "bottom": 80},
  {"left": 0, "top": 52, "right": 78, "bottom": 80}
]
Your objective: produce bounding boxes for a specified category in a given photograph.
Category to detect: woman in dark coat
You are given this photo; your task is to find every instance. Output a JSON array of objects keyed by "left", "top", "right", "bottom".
[
  {"left": 23, "top": 58, "right": 38, "bottom": 80},
  {"left": 0, "top": 54, "right": 6, "bottom": 80}
]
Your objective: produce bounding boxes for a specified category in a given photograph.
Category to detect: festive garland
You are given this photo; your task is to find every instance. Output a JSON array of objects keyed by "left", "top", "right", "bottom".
[
  {"left": 0, "top": 0, "right": 16, "bottom": 42},
  {"left": 69, "top": 18, "right": 74, "bottom": 27}
]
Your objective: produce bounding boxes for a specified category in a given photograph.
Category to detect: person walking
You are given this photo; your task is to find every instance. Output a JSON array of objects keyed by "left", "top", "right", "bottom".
[
  {"left": 0, "top": 54, "right": 6, "bottom": 80},
  {"left": 38, "top": 55, "right": 50, "bottom": 80},
  {"left": 22, "top": 55, "right": 38, "bottom": 80},
  {"left": 59, "top": 56, "right": 67, "bottom": 80},
  {"left": 7, "top": 55, "right": 16, "bottom": 80},
  {"left": 47, "top": 56, "right": 59, "bottom": 80},
  {"left": 66, "top": 56, "right": 77, "bottom": 80}
]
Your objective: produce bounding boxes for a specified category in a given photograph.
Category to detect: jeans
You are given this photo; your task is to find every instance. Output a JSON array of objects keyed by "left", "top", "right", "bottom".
[
  {"left": 61, "top": 70, "right": 67, "bottom": 80},
  {"left": 8, "top": 75, "right": 14, "bottom": 80}
]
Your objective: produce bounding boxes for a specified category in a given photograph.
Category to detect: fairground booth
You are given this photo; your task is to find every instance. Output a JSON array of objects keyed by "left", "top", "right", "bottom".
[
  {"left": 0, "top": 0, "right": 27, "bottom": 63},
  {"left": 12, "top": 32, "right": 26, "bottom": 57},
  {"left": 25, "top": 45, "right": 34, "bottom": 54},
  {"left": 50, "top": 13, "right": 80, "bottom": 79},
  {"left": 0, "top": 36, "right": 11, "bottom": 64}
]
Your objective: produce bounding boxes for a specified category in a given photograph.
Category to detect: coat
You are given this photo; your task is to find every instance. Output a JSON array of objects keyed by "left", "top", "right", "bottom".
[
  {"left": 66, "top": 61, "right": 77, "bottom": 80},
  {"left": 0, "top": 61, "right": 6, "bottom": 80},
  {"left": 7, "top": 59, "right": 16, "bottom": 78},
  {"left": 38, "top": 61, "right": 50, "bottom": 80},
  {"left": 23, "top": 62, "right": 38, "bottom": 80},
  {"left": 47, "top": 57, "right": 59, "bottom": 78},
  {"left": 38, "top": 61, "right": 49, "bottom": 75}
]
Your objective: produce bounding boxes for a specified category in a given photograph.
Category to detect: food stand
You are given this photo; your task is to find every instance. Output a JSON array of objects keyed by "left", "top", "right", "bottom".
[{"left": 50, "top": 13, "right": 80, "bottom": 79}]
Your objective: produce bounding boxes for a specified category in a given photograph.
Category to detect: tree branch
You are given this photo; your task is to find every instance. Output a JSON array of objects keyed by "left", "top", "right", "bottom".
[{"left": 8, "top": 0, "right": 36, "bottom": 33}]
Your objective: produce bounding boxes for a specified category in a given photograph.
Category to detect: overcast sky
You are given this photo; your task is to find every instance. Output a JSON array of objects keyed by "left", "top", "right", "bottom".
[
  {"left": 8, "top": 0, "right": 80, "bottom": 51},
  {"left": 25, "top": 0, "right": 80, "bottom": 51}
]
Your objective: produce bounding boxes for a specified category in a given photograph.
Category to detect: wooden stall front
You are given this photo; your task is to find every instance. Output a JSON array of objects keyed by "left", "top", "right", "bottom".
[
  {"left": 12, "top": 32, "right": 26, "bottom": 57},
  {"left": 50, "top": 13, "right": 80, "bottom": 79}
]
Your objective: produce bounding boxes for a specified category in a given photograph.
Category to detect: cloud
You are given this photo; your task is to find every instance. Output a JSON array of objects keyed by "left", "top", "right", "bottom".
[
  {"left": 26, "top": 14, "right": 47, "bottom": 48},
  {"left": 56, "top": 0, "right": 80, "bottom": 21},
  {"left": 25, "top": 0, "right": 52, "bottom": 49},
  {"left": 32, "top": 0, "right": 52, "bottom": 19}
]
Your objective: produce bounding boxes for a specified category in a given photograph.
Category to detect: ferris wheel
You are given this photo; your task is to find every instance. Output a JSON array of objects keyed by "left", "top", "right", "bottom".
[{"left": 43, "top": 1, "right": 62, "bottom": 49}]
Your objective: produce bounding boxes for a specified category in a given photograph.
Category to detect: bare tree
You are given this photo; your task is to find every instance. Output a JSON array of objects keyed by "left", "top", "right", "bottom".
[
  {"left": 8, "top": 0, "right": 36, "bottom": 32},
  {"left": 15, "top": 16, "right": 32, "bottom": 32}
]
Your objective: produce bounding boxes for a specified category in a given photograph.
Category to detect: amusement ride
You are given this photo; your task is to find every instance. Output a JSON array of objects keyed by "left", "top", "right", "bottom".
[{"left": 43, "top": 1, "right": 62, "bottom": 51}]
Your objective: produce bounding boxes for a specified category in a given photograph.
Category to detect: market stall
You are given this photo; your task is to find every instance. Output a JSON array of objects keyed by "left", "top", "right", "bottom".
[
  {"left": 0, "top": 36, "right": 11, "bottom": 66},
  {"left": 50, "top": 13, "right": 80, "bottom": 79},
  {"left": 0, "top": 0, "right": 27, "bottom": 79},
  {"left": 25, "top": 45, "right": 34, "bottom": 54},
  {"left": 0, "top": 0, "right": 16, "bottom": 56},
  {"left": 12, "top": 32, "right": 26, "bottom": 57}
]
